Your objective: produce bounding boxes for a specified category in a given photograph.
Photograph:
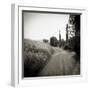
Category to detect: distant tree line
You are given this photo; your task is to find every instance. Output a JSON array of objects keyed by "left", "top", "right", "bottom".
[
  {"left": 50, "top": 36, "right": 65, "bottom": 47},
  {"left": 43, "top": 37, "right": 65, "bottom": 47}
]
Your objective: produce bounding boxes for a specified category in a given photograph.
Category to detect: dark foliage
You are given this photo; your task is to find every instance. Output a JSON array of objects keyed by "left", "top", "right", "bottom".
[
  {"left": 64, "top": 36, "right": 80, "bottom": 57},
  {"left": 24, "top": 40, "right": 51, "bottom": 77},
  {"left": 67, "top": 15, "right": 80, "bottom": 56},
  {"left": 50, "top": 36, "right": 58, "bottom": 47},
  {"left": 61, "top": 39, "right": 65, "bottom": 47},
  {"left": 43, "top": 39, "right": 48, "bottom": 43}
]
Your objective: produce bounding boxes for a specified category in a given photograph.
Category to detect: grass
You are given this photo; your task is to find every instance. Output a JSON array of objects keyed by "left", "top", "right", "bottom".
[{"left": 24, "top": 39, "right": 54, "bottom": 77}]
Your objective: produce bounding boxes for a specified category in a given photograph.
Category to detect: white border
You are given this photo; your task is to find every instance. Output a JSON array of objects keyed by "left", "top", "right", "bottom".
[{"left": 11, "top": 4, "right": 87, "bottom": 87}]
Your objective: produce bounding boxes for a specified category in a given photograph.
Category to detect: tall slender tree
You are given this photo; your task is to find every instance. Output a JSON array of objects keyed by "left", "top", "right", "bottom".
[
  {"left": 66, "top": 24, "right": 68, "bottom": 42},
  {"left": 59, "top": 30, "right": 61, "bottom": 47}
]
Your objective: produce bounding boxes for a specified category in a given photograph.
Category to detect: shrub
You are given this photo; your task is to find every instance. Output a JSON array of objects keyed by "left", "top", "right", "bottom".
[
  {"left": 50, "top": 36, "right": 58, "bottom": 47},
  {"left": 24, "top": 40, "right": 51, "bottom": 77},
  {"left": 64, "top": 36, "right": 80, "bottom": 56},
  {"left": 43, "top": 39, "right": 48, "bottom": 43},
  {"left": 63, "top": 44, "right": 72, "bottom": 50}
]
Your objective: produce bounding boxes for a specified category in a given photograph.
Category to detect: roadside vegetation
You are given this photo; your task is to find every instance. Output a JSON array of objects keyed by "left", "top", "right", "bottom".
[{"left": 24, "top": 39, "right": 54, "bottom": 77}]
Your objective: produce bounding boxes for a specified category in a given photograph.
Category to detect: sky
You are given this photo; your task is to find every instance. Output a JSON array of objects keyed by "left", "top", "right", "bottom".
[{"left": 24, "top": 12, "right": 69, "bottom": 41}]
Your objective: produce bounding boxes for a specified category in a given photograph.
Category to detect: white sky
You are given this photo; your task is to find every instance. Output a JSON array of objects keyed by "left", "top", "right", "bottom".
[{"left": 24, "top": 12, "right": 69, "bottom": 41}]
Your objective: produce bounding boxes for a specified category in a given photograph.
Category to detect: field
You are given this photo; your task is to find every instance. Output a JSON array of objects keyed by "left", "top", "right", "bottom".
[{"left": 24, "top": 39, "right": 80, "bottom": 77}]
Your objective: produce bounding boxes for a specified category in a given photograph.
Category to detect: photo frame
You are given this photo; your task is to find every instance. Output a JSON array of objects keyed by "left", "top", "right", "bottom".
[{"left": 11, "top": 4, "right": 87, "bottom": 87}]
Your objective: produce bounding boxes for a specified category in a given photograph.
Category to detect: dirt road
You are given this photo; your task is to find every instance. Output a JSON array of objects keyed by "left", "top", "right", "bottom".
[{"left": 38, "top": 48, "right": 80, "bottom": 76}]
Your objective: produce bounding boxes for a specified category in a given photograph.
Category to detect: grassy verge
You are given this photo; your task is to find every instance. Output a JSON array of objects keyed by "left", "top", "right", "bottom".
[{"left": 24, "top": 39, "right": 54, "bottom": 77}]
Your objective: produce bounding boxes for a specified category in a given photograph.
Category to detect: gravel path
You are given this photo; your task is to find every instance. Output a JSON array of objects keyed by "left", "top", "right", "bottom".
[{"left": 38, "top": 48, "right": 80, "bottom": 76}]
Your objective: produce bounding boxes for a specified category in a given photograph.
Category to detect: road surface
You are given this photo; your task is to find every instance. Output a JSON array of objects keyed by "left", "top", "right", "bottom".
[{"left": 38, "top": 47, "right": 80, "bottom": 76}]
